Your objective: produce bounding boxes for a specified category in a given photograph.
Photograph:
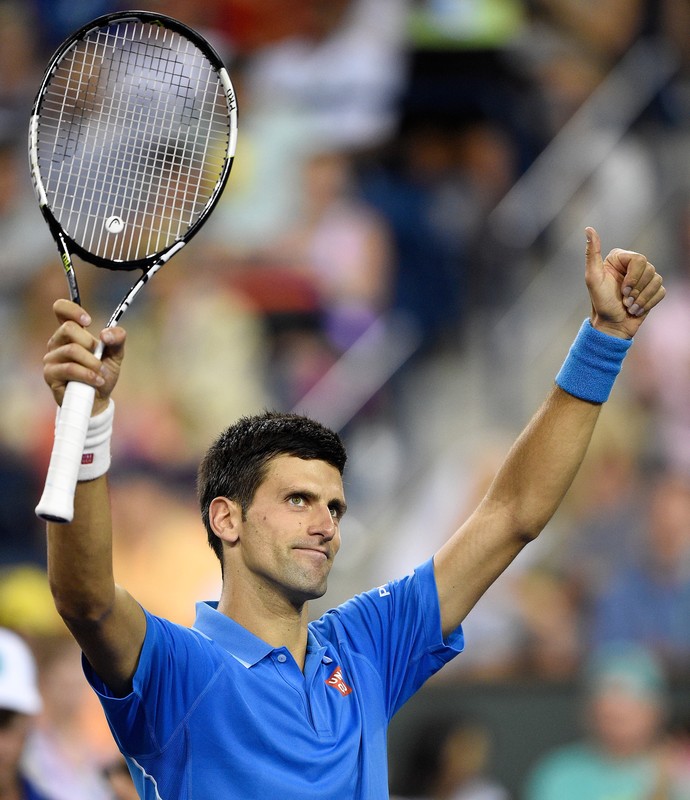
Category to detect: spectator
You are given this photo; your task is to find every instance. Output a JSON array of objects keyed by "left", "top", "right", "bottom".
[
  {"left": 627, "top": 200, "right": 690, "bottom": 473},
  {"left": 0, "top": 137, "right": 55, "bottom": 328},
  {"left": 359, "top": 120, "right": 470, "bottom": 350},
  {"left": 254, "top": 148, "right": 395, "bottom": 409},
  {"left": 268, "top": 149, "right": 393, "bottom": 352},
  {"left": 241, "top": 0, "right": 410, "bottom": 150},
  {"left": 546, "top": 415, "right": 646, "bottom": 648},
  {"left": 0, "top": 627, "right": 54, "bottom": 800},
  {"left": 21, "top": 636, "right": 114, "bottom": 800},
  {"left": 523, "top": 644, "right": 673, "bottom": 800},
  {"left": 392, "top": 716, "right": 510, "bottom": 800},
  {"left": 523, "top": 0, "right": 648, "bottom": 65},
  {"left": 0, "top": 3, "right": 39, "bottom": 139},
  {"left": 589, "top": 468, "right": 690, "bottom": 671},
  {"left": 103, "top": 245, "right": 266, "bottom": 472}
]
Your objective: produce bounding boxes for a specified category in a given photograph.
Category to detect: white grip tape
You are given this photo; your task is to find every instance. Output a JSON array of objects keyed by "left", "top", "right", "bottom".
[{"left": 35, "top": 380, "right": 97, "bottom": 523}]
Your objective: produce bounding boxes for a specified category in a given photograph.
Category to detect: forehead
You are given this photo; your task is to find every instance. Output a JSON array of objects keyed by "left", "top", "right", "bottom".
[{"left": 261, "top": 454, "right": 344, "bottom": 497}]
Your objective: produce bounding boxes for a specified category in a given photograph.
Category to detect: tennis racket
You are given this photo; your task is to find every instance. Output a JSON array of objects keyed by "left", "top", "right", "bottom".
[{"left": 30, "top": 11, "right": 237, "bottom": 523}]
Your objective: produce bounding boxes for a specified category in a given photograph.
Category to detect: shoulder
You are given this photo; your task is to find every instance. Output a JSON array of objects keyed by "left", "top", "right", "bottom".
[
  {"left": 310, "top": 557, "right": 462, "bottom": 663},
  {"left": 142, "top": 609, "right": 218, "bottom": 656},
  {"left": 313, "top": 560, "right": 436, "bottom": 629}
]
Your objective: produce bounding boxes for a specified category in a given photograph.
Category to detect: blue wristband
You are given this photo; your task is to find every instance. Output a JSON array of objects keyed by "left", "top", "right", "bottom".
[{"left": 555, "top": 319, "right": 633, "bottom": 404}]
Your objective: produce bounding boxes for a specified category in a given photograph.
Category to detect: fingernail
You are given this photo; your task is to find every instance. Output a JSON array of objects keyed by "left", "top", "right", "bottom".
[
  {"left": 95, "top": 375, "right": 105, "bottom": 386},
  {"left": 635, "top": 307, "right": 645, "bottom": 317},
  {"left": 102, "top": 330, "right": 114, "bottom": 344},
  {"left": 622, "top": 286, "right": 632, "bottom": 297},
  {"left": 624, "top": 296, "right": 634, "bottom": 307},
  {"left": 629, "top": 303, "right": 640, "bottom": 315},
  {"left": 80, "top": 313, "right": 91, "bottom": 326}
]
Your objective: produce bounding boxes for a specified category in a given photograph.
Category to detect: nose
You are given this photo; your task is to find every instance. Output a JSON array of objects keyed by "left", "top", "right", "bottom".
[{"left": 309, "top": 503, "right": 337, "bottom": 540}]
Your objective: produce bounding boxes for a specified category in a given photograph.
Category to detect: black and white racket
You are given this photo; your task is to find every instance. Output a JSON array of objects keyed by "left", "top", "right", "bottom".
[{"left": 30, "top": 11, "right": 237, "bottom": 522}]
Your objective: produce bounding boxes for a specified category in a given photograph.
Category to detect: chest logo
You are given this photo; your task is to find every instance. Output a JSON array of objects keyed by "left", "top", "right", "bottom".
[{"left": 325, "top": 666, "right": 352, "bottom": 696}]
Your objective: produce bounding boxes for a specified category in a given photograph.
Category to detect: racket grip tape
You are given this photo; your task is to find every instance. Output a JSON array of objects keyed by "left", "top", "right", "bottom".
[{"left": 35, "top": 381, "right": 97, "bottom": 523}]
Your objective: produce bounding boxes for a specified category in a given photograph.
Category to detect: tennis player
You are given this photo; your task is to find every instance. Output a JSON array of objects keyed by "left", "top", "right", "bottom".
[{"left": 41, "top": 228, "right": 664, "bottom": 799}]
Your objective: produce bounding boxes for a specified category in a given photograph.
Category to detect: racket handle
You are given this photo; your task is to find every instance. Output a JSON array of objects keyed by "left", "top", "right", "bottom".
[{"left": 35, "top": 380, "right": 98, "bottom": 523}]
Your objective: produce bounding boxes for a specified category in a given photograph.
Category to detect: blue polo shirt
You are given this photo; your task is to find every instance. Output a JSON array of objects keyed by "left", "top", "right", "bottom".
[{"left": 84, "top": 557, "right": 463, "bottom": 799}]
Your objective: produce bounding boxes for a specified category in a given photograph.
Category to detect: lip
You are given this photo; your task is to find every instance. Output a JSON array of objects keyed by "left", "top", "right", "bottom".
[{"left": 293, "top": 547, "right": 329, "bottom": 560}]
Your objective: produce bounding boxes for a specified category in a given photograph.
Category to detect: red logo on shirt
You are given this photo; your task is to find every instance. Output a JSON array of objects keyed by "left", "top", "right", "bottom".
[
  {"left": 81, "top": 453, "right": 94, "bottom": 465},
  {"left": 325, "top": 666, "right": 352, "bottom": 696}
]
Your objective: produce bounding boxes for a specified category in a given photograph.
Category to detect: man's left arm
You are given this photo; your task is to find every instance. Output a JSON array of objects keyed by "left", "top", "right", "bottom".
[{"left": 433, "top": 227, "right": 665, "bottom": 637}]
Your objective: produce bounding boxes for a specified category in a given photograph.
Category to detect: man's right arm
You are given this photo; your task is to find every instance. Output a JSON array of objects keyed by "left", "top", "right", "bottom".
[{"left": 44, "top": 299, "right": 145, "bottom": 695}]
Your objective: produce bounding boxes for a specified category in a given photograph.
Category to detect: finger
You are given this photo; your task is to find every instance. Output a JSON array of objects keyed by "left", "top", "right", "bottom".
[
  {"left": 47, "top": 319, "right": 100, "bottom": 354},
  {"left": 44, "top": 339, "right": 105, "bottom": 377},
  {"left": 613, "top": 251, "right": 649, "bottom": 296},
  {"left": 626, "top": 272, "right": 665, "bottom": 317},
  {"left": 623, "top": 259, "right": 661, "bottom": 314},
  {"left": 643, "top": 281, "right": 666, "bottom": 314},
  {"left": 99, "top": 327, "right": 127, "bottom": 371},
  {"left": 99, "top": 326, "right": 126, "bottom": 351},
  {"left": 53, "top": 298, "right": 92, "bottom": 327},
  {"left": 43, "top": 345, "right": 106, "bottom": 390}
]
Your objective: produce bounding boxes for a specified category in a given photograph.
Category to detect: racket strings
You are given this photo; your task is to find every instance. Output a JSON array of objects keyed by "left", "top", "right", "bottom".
[{"left": 36, "top": 19, "right": 231, "bottom": 262}]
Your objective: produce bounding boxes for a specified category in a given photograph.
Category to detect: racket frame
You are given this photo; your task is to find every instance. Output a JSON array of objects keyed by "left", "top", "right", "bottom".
[{"left": 31, "top": 11, "right": 237, "bottom": 521}]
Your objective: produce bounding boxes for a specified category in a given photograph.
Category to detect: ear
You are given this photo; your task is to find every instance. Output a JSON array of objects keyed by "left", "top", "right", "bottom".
[{"left": 209, "top": 497, "right": 243, "bottom": 545}]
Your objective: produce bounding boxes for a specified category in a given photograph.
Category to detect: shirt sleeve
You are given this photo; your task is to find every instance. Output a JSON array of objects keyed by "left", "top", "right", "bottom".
[
  {"left": 311, "top": 556, "right": 463, "bottom": 718},
  {"left": 83, "top": 610, "right": 223, "bottom": 757}
]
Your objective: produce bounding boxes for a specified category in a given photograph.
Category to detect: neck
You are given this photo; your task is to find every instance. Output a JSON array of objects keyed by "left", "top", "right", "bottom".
[{"left": 217, "top": 577, "right": 311, "bottom": 670}]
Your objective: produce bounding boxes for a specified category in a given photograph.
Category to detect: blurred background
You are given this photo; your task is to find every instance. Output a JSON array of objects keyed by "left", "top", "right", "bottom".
[{"left": 2, "top": 0, "right": 690, "bottom": 797}]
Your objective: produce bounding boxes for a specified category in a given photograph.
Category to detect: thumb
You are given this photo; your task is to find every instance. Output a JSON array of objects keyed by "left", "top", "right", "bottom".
[{"left": 585, "top": 226, "right": 602, "bottom": 275}]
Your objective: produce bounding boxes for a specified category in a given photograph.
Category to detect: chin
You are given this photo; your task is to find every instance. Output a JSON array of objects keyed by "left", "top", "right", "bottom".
[{"left": 288, "top": 579, "right": 329, "bottom": 607}]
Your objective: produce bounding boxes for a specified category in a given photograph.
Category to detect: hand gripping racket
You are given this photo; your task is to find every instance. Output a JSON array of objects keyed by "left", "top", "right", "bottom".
[{"left": 30, "top": 11, "right": 237, "bottom": 522}]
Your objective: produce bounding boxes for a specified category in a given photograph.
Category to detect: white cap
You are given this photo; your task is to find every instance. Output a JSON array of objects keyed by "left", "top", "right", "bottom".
[{"left": 0, "top": 628, "right": 42, "bottom": 715}]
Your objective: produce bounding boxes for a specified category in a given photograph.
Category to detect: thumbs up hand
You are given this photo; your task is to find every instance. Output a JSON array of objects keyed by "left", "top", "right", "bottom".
[{"left": 583, "top": 227, "right": 665, "bottom": 339}]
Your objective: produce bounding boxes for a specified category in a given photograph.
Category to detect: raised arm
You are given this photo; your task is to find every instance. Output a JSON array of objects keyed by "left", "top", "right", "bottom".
[
  {"left": 43, "top": 299, "right": 145, "bottom": 694},
  {"left": 434, "top": 228, "right": 665, "bottom": 636}
]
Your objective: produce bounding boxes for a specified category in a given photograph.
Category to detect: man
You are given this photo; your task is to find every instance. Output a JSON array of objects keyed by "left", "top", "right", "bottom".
[{"left": 41, "top": 228, "right": 664, "bottom": 798}]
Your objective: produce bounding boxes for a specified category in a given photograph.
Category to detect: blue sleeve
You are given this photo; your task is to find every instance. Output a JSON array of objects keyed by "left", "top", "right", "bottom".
[
  {"left": 311, "top": 557, "right": 463, "bottom": 718},
  {"left": 83, "top": 610, "right": 223, "bottom": 757}
]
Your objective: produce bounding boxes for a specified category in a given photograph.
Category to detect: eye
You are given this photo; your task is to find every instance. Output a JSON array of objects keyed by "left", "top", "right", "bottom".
[{"left": 288, "top": 494, "right": 306, "bottom": 508}]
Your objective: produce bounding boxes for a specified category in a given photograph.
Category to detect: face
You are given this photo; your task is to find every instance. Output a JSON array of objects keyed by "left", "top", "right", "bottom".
[
  {"left": 589, "top": 688, "right": 662, "bottom": 758},
  {"left": 231, "top": 455, "right": 346, "bottom": 608}
]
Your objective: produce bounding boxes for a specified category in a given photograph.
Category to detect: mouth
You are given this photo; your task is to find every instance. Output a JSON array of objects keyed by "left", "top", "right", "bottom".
[{"left": 293, "top": 547, "right": 329, "bottom": 561}]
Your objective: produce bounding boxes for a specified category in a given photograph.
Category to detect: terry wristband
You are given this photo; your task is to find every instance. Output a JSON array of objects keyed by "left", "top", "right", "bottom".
[
  {"left": 80, "top": 399, "right": 114, "bottom": 481},
  {"left": 555, "top": 319, "right": 632, "bottom": 404},
  {"left": 55, "top": 399, "right": 115, "bottom": 481}
]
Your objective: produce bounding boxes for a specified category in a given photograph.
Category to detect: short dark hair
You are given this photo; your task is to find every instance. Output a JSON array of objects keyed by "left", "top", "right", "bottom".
[{"left": 197, "top": 411, "right": 347, "bottom": 566}]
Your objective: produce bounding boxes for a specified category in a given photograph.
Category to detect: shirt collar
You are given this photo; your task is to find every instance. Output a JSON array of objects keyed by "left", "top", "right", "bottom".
[
  {"left": 192, "top": 601, "right": 334, "bottom": 670},
  {"left": 193, "top": 601, "right": 273, "bottom": 668}
]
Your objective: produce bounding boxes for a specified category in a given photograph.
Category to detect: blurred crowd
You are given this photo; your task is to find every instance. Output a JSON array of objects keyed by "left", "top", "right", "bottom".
[{"left": 2, "top": 0, "right": 690, "bottom": 797}]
